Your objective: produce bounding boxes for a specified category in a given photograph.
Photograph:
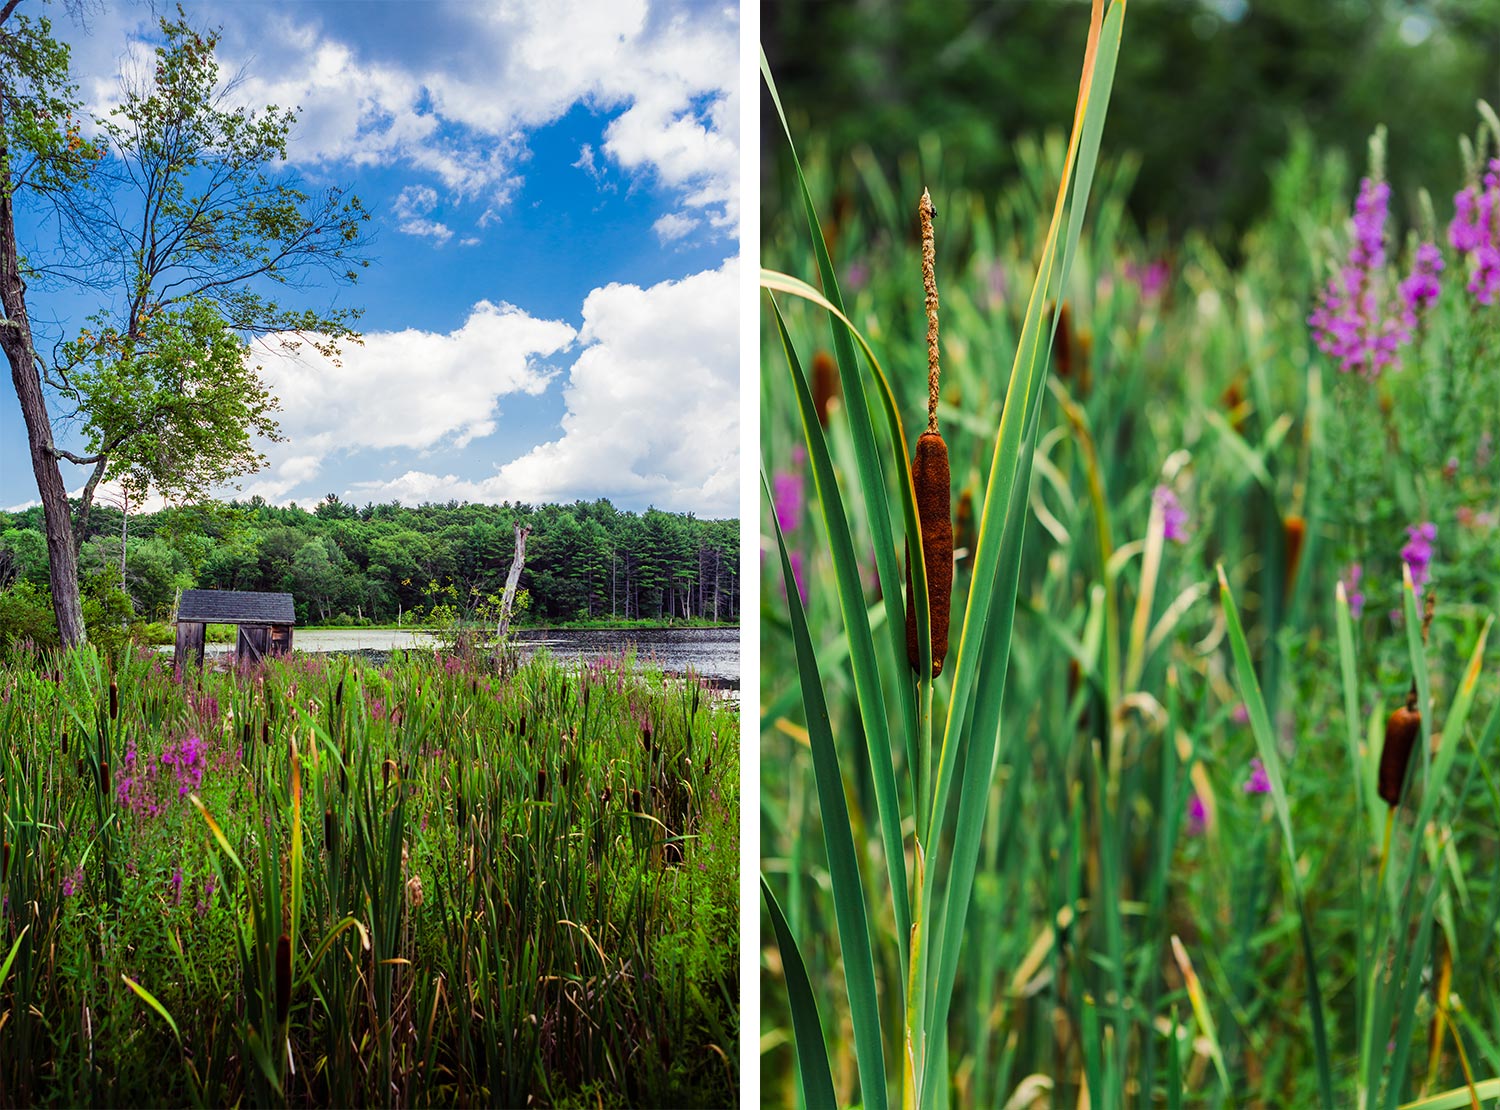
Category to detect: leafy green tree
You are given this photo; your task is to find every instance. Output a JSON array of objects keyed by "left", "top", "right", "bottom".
[
  {"left": 0, "top": 525, "right": 48, "bottom": 585},
  {"left": 292, "top": 537, "right": 348, "bottom": 622},
  {"left": 0, "top": 5, "right": 368, "bottom": 647},
  {"left": 51, "top": 13, "right": 369, "bottom": 549},
  {"left": 0, "top": 3, "right": 105, "bottom": 645}
]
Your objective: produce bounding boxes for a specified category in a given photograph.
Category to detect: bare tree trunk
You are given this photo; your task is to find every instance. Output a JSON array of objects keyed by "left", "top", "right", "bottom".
[
  {"left": 496, "top": 524, "right": 530, "bottom": 642},
  {"left": 0, "top": 85, "right": 86, "bottom": 646}
]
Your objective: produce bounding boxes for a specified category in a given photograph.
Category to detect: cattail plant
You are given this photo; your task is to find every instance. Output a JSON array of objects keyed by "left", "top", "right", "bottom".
[
  {"left": 761, "top": 4, "right": 1128, "bottom": 1104},
  {"left": 904, "top": 188, "right": 954, "bottom": 679}
]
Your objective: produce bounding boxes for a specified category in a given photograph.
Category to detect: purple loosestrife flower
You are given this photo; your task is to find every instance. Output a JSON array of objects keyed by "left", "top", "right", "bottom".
[
  {"left": 1449, "top": 160, "right": 1500, "bottom": 304},
  {"left": 1186, "top": 793, "right": 1207, "bottom": 836},
  {"left": 789, "top": 551, "right": 808, "bottom": 606},
  {"left": 62, "top": 865, "right": 84, "bottom": 898},
  {"left": 1153, "top": 485, "right": 1190, "bottom": 543},
  {"left": 1400, "top": 242, "right": 1444, "bottom": 319},
  {"left": 1401, "top": 522, "right": 1437, "bottom": 596},
  {"left": 772, "top": 471, "right": 803, "bottom": 533},
  {"left": 1244, "top": 757, "right": 1272, "bottom": 795},
  {"left": 1343, "top": 564, "right": 1366, "bottom": 619},
  {"left": 1310, "top": 177, "right": 1429, "bottom": 377},
  {"left": 1125, "top": 257, "right": 1170, "bottom": 300}
]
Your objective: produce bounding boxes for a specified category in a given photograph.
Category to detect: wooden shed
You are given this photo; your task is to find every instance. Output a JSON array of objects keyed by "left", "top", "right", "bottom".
[{"left": 175, "top": 589, "right": 295, "bottom": 669}]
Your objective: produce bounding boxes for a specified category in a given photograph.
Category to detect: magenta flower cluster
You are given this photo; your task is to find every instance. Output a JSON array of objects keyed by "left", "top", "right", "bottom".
[
  {"left": 1309, "top": 177, "right": 1443, "bottom": 377},
  {"left": 771, "top": 445, "right": 808, "bottom": 604},
  {"left": 1401, "top": 522, "right": 1436, "bottom": 597},
  {"left": 1342, "top": 564, "right": 1366, "bottom": 619},
  {"left": 1153, "top": 485, "right": 1190, "bottom": 543},
  {"left": 1449, "top": 159, "right": 1500, "bottom": 303}
]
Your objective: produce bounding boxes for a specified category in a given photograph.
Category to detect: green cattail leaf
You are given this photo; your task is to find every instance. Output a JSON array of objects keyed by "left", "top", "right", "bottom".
[
  {"left": 122, "top": 974, "right": 182, "bottom": 1044},
  {"left": 921, "top": 5, "right": 1130, "bottom": 1100},
  {"left": 763, "top": 464, "right": 889, "bottom": 1110},
  {"left": 771, "top": 296, "right": 912, "bottom": 985},
  {"left": 1397, "top": 1077, "right": 1500, "bottom": 1110},
  {"left": 1219, "top": 567, "right": 1335, "bottom": 1109},
  {"left": 0, "top": 924, "right": 29, "bottom": 996},
  {"left": 761, "top": 876, "right": 839, "bottom": 1110},
  {"left": 762, "top": 49, "right": 920, "bottom": 783}
]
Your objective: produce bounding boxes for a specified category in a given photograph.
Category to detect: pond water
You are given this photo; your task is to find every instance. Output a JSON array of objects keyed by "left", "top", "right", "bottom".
[{"left": 178, "top": 626, "right": 740, "bottom": 686}]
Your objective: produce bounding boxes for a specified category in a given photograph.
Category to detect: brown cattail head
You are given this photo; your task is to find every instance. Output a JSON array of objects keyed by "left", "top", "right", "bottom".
[
  {"left": 1379, "top": 699, "right": 1422, "bottom": 807},
  {"left": 275, "top": 933, "right": 293, "bottom": 1023},
  {"left": 1053, "top": 302, "right": 1075, "bottom": 380},
  {"left": 1283, "top": 515, "right": 1306, "bottom": 599},
  {"left": 1221, "top": 379, "right": 1247, "bottom": 435},
  {"left": 954, "top": 487, "right": 975, "bottom": 563},
  {"left": 905, "top": 431, "right": 954, "bottom": 677},
  {"left": 812, "top": 350, "right": 840, "bottom": 426},
  {"left": 537, "top": 768, "right": 548, "bottom": 797},
  {"left": 108, "top": 680, "right": 118, "bottom": 721},
  {"left": 100, "top": 761, "right": 111, "bottom": 797},
  {"left": 323, "top": 809, "right": 336, "bottom": 851}
]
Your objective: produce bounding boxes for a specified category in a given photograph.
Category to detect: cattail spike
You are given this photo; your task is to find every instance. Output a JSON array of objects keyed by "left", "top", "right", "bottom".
[
  {"left": 1283, "top": 515, "right": 1306, "bottom": 600},
  {"left": 920, "top": 188, "right": 941, "bottom": 433},
  {"left": 906, "top": 189, "right": 954, "bottom": 678},
  {"left": 906, "top": 432, "right": 954, "bottom": 677},
  {"left": 1379, "top": 702, "right": 1422, "bottom": 807}
]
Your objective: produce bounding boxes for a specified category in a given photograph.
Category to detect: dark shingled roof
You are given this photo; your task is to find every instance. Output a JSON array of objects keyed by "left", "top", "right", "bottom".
[{"left": 177, "top": 589, "right": 295, "bottom": 626}]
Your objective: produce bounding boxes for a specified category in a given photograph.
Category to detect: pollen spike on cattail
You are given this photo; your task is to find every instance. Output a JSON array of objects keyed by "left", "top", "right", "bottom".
[{"left": 905, "top": 187, "right": 955, "bottom": 678}]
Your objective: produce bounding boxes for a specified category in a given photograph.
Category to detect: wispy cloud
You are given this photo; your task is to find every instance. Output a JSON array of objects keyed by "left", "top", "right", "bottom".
[{"left": 392, "top": 185, "right": 454, "bottom": 244}]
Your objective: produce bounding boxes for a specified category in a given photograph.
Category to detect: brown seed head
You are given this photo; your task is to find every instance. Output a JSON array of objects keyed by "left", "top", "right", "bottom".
[
  {"left": 1379, "top": 704, "right": 1422, "bottom": 807},
  {"left": 812, "top": 350, "right": 840, "bottom": 426},
  {"left": 1283, "top": 515, "right": 1306, "bottom": 599},
  {"left": 905, "top": 431, "right": 954, "bottom": 677}
]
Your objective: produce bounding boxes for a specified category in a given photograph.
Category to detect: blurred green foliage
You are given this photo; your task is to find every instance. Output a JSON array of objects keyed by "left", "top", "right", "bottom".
[{"left": 763, "top": 0, "right": 1500, "bottom": 240}]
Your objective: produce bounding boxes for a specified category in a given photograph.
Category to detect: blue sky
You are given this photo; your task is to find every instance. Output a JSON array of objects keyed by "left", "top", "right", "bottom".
[{"left": 1, "top": 0, "right": 739, "bottom": 517}]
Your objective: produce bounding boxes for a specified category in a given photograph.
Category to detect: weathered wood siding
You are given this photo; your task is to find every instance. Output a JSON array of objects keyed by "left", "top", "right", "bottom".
[
  {"left": 236, "top": 624, "right": 271, "bottom": 665},
  {"left": 175, "top": 621, "right": 206, "bottom": 671}
]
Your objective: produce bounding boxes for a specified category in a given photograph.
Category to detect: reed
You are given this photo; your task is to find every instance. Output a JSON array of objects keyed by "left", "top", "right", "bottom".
[{"left": 0, "top": 641, "right": 737, "bottom": 1106}]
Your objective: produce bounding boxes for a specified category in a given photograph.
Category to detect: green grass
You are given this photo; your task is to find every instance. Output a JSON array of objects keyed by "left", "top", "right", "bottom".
[
  {"left": 0, "top": 641, "right": 738, "bottom": 1106},
  {"left": 760, "top": 17, "right": 1500, "bottom": 1110}
]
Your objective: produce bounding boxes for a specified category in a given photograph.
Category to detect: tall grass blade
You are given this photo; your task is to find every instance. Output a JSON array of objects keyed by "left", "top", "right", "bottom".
[
  {"left": 763, "top": 876, "right": 840, "bottom": 1110},
  {"left": 765, "top": 466, "right": 890, "bottom": 1108}
]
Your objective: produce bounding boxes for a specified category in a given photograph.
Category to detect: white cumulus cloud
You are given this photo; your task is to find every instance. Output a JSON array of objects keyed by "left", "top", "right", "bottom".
[
  {"left": 237, "top": 302, "right": 576, "bottom": 501},
  {"left": 80, "top": 1, "right": 739, "bottom": 234},
  {"left": 348, "top": 258, "right": 738, "bottom": 515}
]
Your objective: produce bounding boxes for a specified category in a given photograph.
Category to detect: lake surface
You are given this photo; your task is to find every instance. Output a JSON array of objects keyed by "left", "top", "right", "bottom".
[{"left": 181, "top": 626, "right": 740, "bottom": 685}]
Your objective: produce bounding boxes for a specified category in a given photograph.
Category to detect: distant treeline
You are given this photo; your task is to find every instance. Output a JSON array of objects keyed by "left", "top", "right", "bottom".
[{"left": 0, "top": 495, "right": 739, "bottom": 627}]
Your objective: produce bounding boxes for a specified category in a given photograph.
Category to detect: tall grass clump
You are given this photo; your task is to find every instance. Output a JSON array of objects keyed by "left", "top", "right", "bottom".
[
  {"left": 0, "top": 641, "right": 738, "bottom": 1106},
  {"left": 762, "top": 10, "right": 1500, "bottom": 1107},
  {"left": 761, "top": 3, "right": 1129, "bottom": 1106}
]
